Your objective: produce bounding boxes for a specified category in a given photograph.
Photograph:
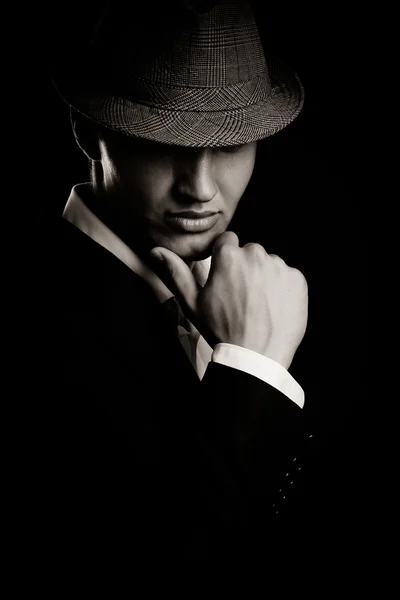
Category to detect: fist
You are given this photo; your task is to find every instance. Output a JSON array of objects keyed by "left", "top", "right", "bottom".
[{"left": 150, "top": 232, "right": 308, "bottom": 369}]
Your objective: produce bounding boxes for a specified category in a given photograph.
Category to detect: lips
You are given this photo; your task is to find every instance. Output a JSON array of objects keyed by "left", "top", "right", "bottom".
[
  {"left": 165, "top": 210, "right": 220, "bottom": 233},
  {"left": 168, "top": 210, "right": 218, "bottom": 218}
]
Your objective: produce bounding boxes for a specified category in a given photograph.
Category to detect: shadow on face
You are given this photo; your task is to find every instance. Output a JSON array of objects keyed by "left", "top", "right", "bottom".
[{"left": 81, "top": 126, "right": 258, "bottom": 261}]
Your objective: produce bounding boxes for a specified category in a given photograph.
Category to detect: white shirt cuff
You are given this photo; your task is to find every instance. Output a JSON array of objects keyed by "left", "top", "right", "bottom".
[{"left": 211, "top": 343, "right": 304, "bottom": 409}]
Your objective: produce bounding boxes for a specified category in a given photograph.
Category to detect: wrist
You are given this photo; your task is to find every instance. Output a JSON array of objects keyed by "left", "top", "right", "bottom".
[{"left": 263, "top": 346, "right": 293, "bottom": 370}]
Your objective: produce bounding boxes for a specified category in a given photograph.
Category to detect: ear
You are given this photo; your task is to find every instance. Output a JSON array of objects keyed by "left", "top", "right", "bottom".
[{"left": 70, "top": 108, "right": 102, "bottom": 161}]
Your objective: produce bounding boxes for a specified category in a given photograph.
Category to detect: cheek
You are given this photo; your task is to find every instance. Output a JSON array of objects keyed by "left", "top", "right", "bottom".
[
  {"left": 220, "top": 156, "right": 255, "bottom": 209},
  {"left": 108, "top": 160, "right": 172, "bottom": 205}
]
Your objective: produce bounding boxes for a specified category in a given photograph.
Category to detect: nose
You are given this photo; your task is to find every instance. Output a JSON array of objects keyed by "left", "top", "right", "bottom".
[{"left": 174, "top": 148, "right": 218, "bottom": 203}]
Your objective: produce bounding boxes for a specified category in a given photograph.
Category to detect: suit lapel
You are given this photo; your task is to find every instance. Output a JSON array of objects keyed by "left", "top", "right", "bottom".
[{"left": 59, "top": 216, "right": 201, "bottom": 389}]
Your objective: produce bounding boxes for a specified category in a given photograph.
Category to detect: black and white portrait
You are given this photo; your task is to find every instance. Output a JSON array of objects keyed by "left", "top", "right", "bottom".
[{"left": 17, "top": 0, "right": 366, "bottom": 568}]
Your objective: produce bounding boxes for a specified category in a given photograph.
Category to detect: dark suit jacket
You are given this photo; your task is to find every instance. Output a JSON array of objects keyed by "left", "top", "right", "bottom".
[{"left": 27, "top": 214, "right": 322, "bottom": 563}]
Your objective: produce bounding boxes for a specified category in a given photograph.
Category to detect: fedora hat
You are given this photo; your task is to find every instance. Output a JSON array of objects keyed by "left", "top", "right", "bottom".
[{"left": 53, "top": 0, "right": 304, "bottom": 147}]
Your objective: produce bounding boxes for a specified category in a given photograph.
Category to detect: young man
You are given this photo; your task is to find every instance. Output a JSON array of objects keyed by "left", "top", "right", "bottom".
[{"left": 34, "top": 0, "right": 317, "bottom": 560}]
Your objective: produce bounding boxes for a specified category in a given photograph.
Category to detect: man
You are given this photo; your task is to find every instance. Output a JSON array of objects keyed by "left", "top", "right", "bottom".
[{"left": 33, "top": 0, "right": 319, "bottom": 561}]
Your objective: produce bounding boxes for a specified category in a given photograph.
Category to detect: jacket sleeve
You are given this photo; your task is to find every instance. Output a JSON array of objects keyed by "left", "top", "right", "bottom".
[{"left": 183, "top": 361, "right": 307, "bottom": 554}]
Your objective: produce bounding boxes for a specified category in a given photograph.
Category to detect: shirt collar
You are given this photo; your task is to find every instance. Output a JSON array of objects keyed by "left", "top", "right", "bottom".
[{"left": 63, "top": 183, "right": 211, "bottom": 303}]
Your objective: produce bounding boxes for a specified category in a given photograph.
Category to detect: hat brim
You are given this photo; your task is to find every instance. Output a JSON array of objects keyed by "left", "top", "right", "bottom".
[{"left": 55, "top": 61, "right": 304, "bottom": 147}]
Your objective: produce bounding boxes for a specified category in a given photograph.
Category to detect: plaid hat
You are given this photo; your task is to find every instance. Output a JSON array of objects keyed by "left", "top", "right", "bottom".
[{"left": 53, "top": 0, "right": 304, "bottom": 147}]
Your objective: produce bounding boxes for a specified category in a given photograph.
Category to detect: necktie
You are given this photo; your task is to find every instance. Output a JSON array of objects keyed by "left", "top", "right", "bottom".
[{"left": 161, "top": 296, "right": 189, "bottom": 330}]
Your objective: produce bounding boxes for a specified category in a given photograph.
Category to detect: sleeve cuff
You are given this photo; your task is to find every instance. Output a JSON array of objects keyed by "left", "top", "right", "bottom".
[{"left": 211, "top": 343, "right": 304, "bottom": 408}]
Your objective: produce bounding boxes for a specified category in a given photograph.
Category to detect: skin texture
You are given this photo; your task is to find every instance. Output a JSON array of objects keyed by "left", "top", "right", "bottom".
[
  {"left": 85, "top": 128, "right": 257, "bottom": 262},
  {"left": 74, "top": 121, "right": 308, "bottom": 367},
  {"left": 151, "top": 232, "right": 308, "bottom": 368}
]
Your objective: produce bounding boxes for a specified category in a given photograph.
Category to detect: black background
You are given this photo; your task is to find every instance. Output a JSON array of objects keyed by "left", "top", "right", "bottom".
[{"left": 18, "top": 1, "right": 368, "bottom": 552}]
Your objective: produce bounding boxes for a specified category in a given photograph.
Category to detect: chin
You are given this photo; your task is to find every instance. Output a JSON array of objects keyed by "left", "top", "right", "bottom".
[{"left": 165, "top": 231, "right": 222, "bottom": 262}]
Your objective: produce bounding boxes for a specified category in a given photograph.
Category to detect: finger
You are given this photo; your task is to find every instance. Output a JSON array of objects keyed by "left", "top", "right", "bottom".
[
  {"left": 268, "top": 253, "right": 287, "bottom": 265},
  {"left": 206, "top": 231, "right": 240, "bottom": 287},
  {"left": 243, "top": 242, "right": 267, "bottom": 258},
  {"left": 149, "top": 247, "right": 199, "bottom": 313},
  {"left": 211, "top": 231, "right": 239, "bottom": 255}
]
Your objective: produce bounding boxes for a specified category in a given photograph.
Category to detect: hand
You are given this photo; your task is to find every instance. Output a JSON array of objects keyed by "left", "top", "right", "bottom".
[{"left": 149, "top": 232, "right": 308, "bottom": 369}]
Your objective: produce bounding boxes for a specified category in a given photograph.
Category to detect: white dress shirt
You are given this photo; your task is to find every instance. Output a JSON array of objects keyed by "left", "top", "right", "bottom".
[{"left": 63, "top": 184, "right": 304, "bottom": 408}]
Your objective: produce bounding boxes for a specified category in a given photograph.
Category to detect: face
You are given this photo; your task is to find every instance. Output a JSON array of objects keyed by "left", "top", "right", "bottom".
[{"left": 95, "top": 131, "right": 257, "bottom": 261}]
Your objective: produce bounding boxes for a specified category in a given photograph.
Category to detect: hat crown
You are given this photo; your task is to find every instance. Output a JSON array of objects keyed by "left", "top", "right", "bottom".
[
  {"left": 81, "top": 0, "right": 268, "bottom": 91},
  {"left": 55, "top": 1, "right": 304, "bottom": 147}
]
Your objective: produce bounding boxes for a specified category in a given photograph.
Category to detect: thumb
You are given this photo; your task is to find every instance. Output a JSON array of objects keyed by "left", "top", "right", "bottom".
[{"left": 149, "top": 247, "right": 199, "bottom": 313}]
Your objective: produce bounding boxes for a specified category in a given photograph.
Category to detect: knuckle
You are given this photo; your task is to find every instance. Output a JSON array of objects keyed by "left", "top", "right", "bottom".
[
  {"left": 224, "top": 231, "right": 238, "bottom": 241},
  {"left": 268, "top": 253, "right": 286, "bottom": 267},
  {"left": 218, "top": 231, "right": 238, "bottom": 246},
  {"left": 291, "top": 267, "right": 308, "bottom": 288},
  {"left": 245, "top": 243, "right": 266, "bottom": 260},
  {"left": 217, "top": 243, "right": 237, "bottom": 261}
]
